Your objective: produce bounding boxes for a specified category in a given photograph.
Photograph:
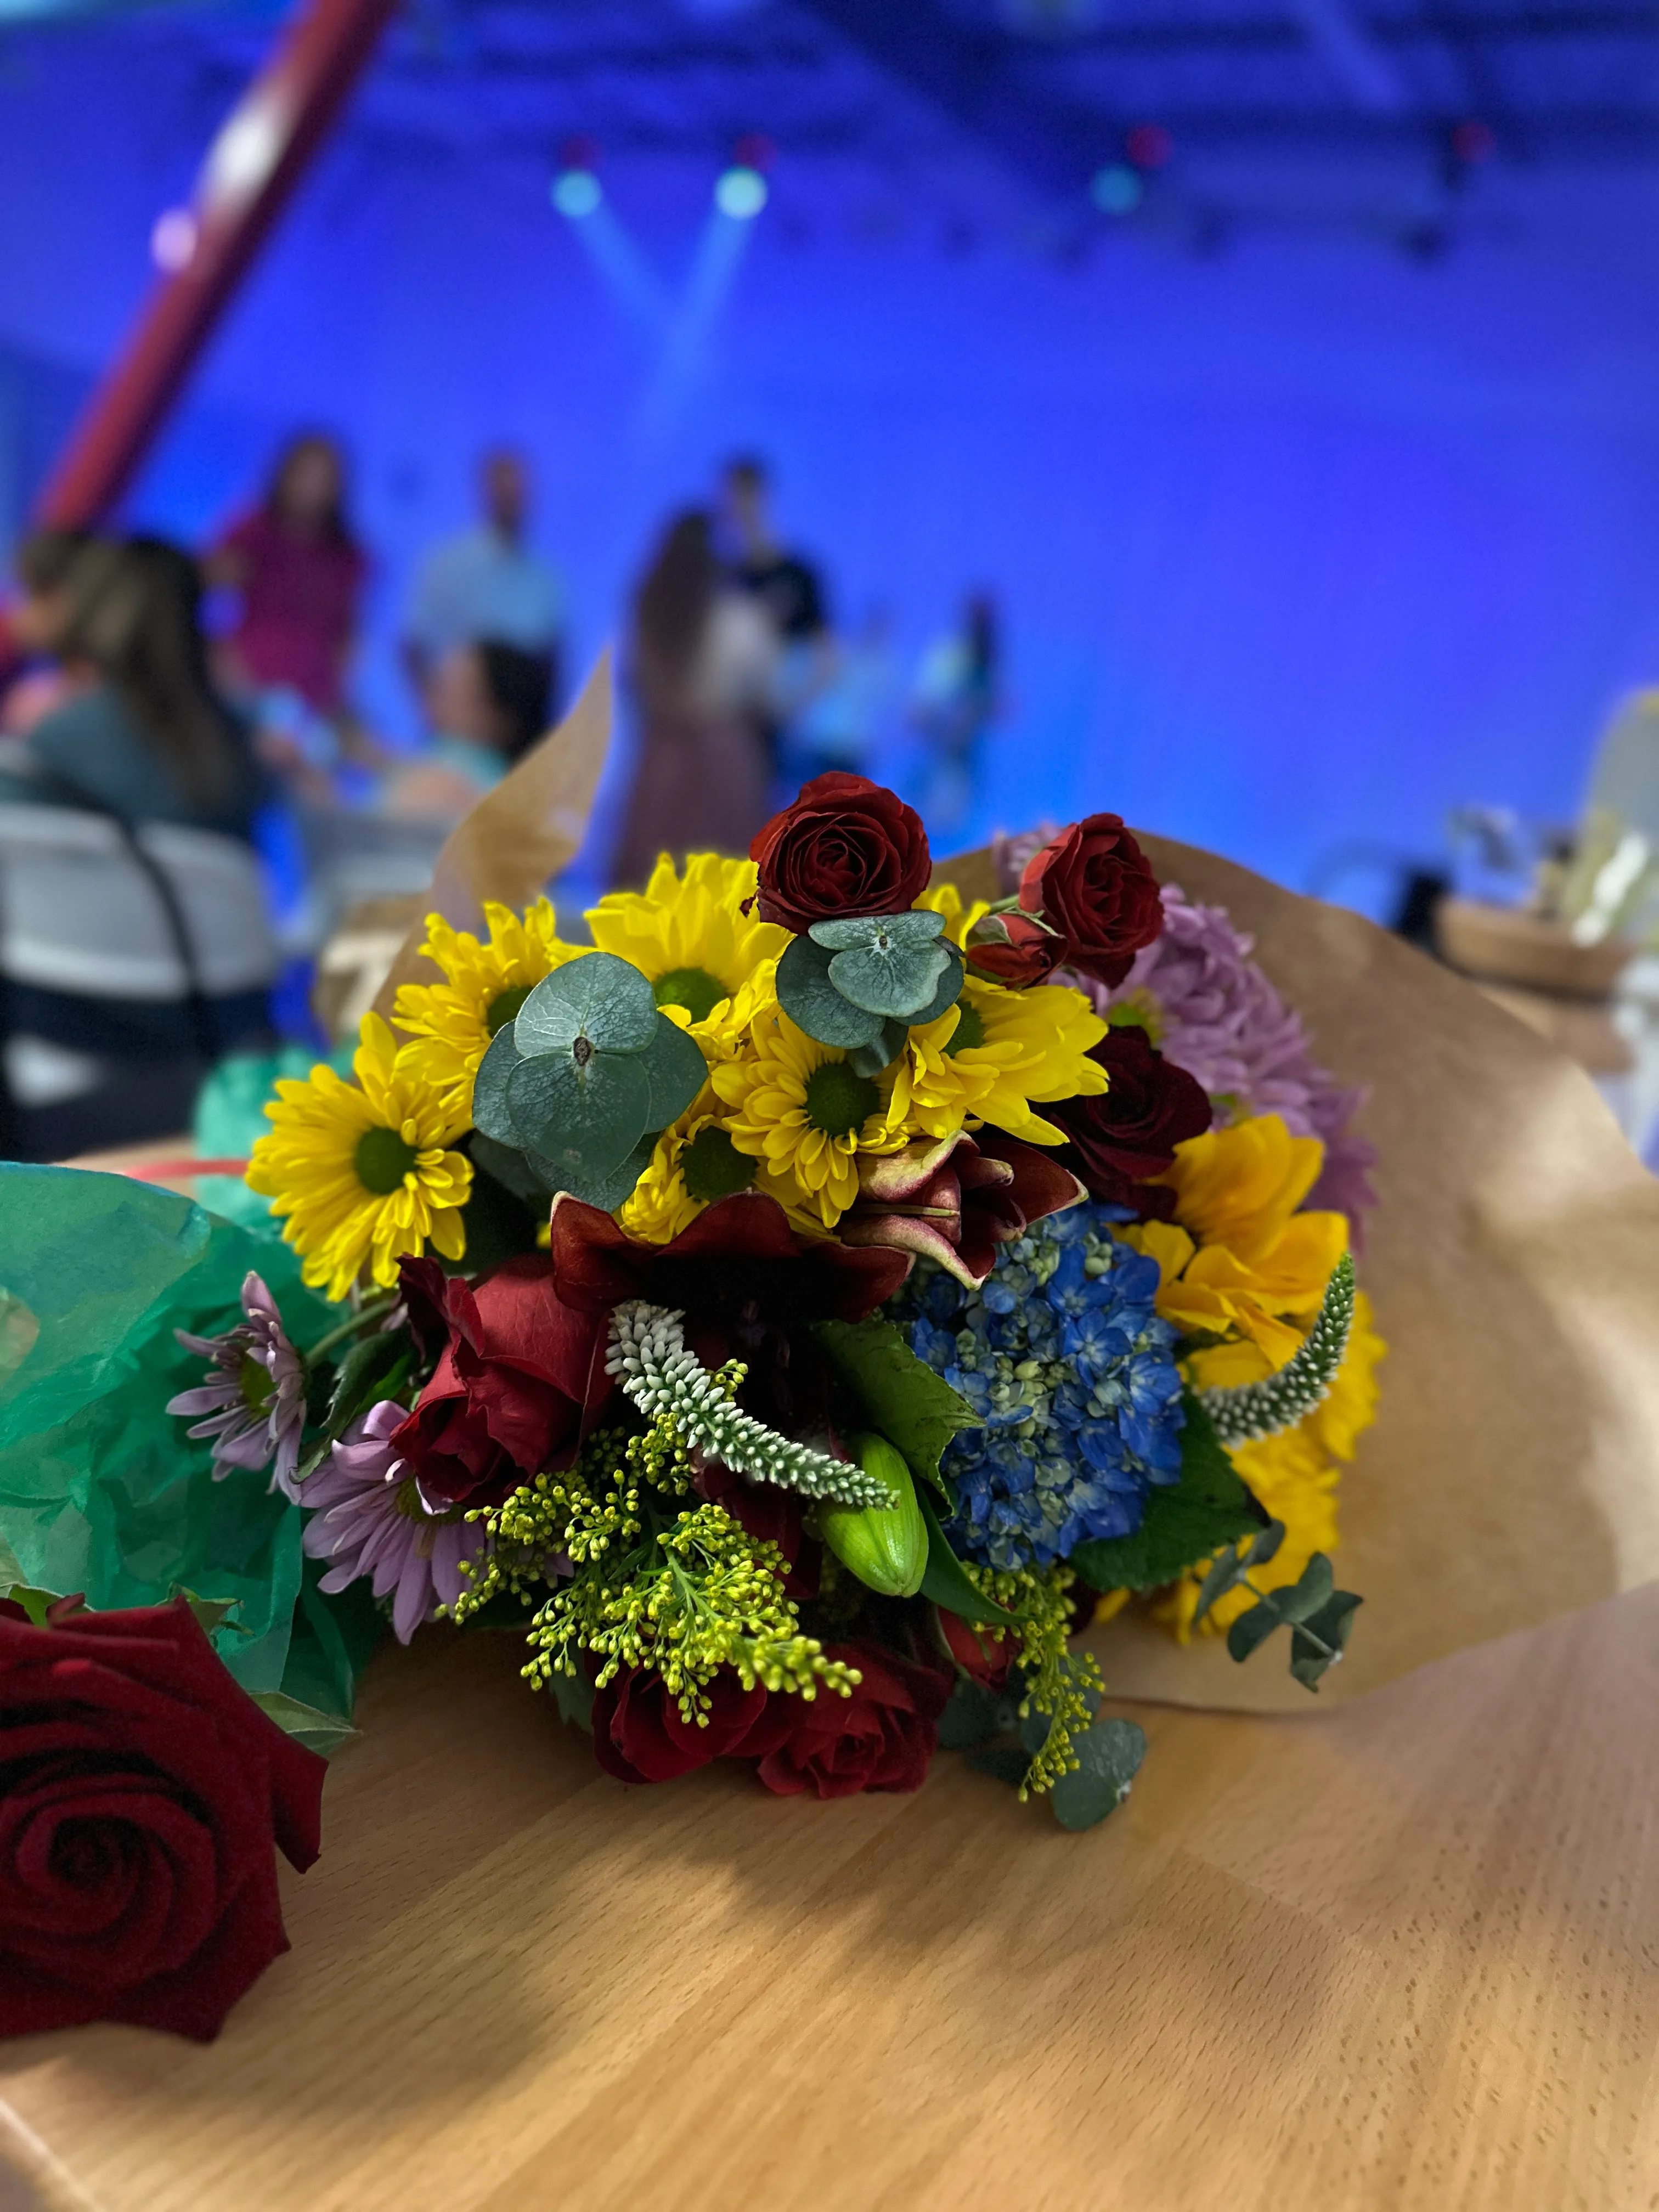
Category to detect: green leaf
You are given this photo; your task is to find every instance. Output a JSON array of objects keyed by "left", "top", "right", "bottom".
[
  {"left": 638, "top": 1013, "right": 709, "bottom": 1129},
  {"left": 1, "top": 1583, "right": 59, "bottom": 1626},
  {"left": 1289, "top": 1589, "right": 1363, "bottom": 1691},
  {"left": 966, "top": 1745, "right": 1031, "bottom": 1789},
  {"left": 812, "top": 1317, "right": 979, "bottom": 1496},
  {"left": 775, "top": 933, "right": 885, "bottom": 1049},
  {"left": 550, "top": 1669, "right": 595, "bottom": 1732},
  {"left": 515, "top": 952, "right": 658, "bottom": 1056},
  {"left": 451, "top": 1154, "right": 540, "bottom": 1273},
  {"left": 915, "top": 1486, "right": 1019, "bottom": 1626},
  {"left": 1070, "top": 1395, "right": 1265, "bottom": 1593},
  {"left": 848, "top": 1017, "right": 911, "bottom": 1080},
  {"left": 250, "top": 1690, "right": 359, "bottom": 1758},
  {"left": 1273, "top": 1552, "right": 1335, "bottom": 1625},
  {"left": 468, "top": 1130, "right": 556, "bottom": 1204},
  {"left": 809, "top": 911, "right": 946, "bottom": 952},
  {"left": 298, "top": 1327, "right": 410, "bottom": 1482},
  {"left": 936, "top": 1677, "right": 1004, "bottom": 1750},
  {"left": 909, "top": 944, "right": 966, "bottom": 1026},
  {"left": 1225, "top": 1600, "right": 1283, "bottom": 1664},
  {"left": 471, "top": 1025, "right": 523, "bottom": 1147},
  {"left": 176, "top": 1589, "right": 249, "bottom": 1640},
  {"left": 280, "top": 1553, "right": 383, "bottom": 1720},
  {"left": 1244, "top": 1521, "right": 1286, "bottom": 1570},
  {"left": 1050, "top": 1718, "right": 1147, "bottom": 1832},
  {"left": 827, "top": 936, "right": 952, "bottom": 1019},
  {"left": 504, "top": 1047, "right": 652, "bottom": 1179}
]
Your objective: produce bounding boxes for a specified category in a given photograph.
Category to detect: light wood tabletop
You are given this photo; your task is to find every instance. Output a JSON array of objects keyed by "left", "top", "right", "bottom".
[{"left": 1, "top": 1581, "right": 1655, "bottom": 2212}]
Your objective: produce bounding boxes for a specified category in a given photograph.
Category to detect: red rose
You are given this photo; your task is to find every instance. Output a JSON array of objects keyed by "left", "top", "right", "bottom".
[
  {"left": 394, "top": 1257, "right": 608, "bottom": 1509},
  {"left": 1046, "top": 1025, "right": 1212, "bottom": 1220},
  {"left": 745, "top": 1641, "right": 950, "bottom": 1799},
  {"left": 750, "top": 772, "right": 930, "bottom": 933},
  {"left": 939, "top": 1610, "right": 1015, "bottom": 1690},
  {"left": 591, "top": 1666, "right": 772, "bottom": 1785},
  {"left": 1018, "top": 813, "right": 1162, "bottom": 988},
  {"left": 0, "top": 1596, "right": 324, "bottom": 2042}
]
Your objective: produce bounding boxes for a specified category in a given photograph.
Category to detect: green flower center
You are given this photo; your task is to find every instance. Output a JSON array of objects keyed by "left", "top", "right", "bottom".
[
  {"left": 681, "top": 1125, "right": 757, "bottom": 1203},
  {"left": 653, "top": 967, "right": 729, "bottom": 1025},
  {"left": 238, "top": 1354, "right": 274, "bottom": 1415},
  {"left": 804, "top": 1060, "right": 879, "bottom": 1139},
  {"left": 354, "top": 1125, "right": 419, "bottom": 1195},
  {"left": 945, "top": 1003, "right": 985, "bottom": 1055},
  {"left": 485, "top": 983, "right": 534, "bottom": 1036}
]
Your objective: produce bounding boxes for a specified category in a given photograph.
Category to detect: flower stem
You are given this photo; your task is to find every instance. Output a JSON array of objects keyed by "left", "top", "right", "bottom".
[{"left": 306, "top": 1296, "right": 399, "bottom": 1366}]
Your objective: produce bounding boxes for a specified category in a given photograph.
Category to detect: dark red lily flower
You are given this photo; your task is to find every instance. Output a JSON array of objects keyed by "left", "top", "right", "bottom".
[{"left": 837, "top": 1131, "right": 1084, "bottom": 1288}]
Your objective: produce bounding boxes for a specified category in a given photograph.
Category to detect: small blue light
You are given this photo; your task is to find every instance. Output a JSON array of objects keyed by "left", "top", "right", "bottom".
[
  {"left": 1090, "top": 164, "right": 1143, "bottom": 217},
  {"left": 552, "top": 169, "right": 602, "bottom": 219},
  {"left": 715, "top": 166, "right": 768, "bottom": 219}
]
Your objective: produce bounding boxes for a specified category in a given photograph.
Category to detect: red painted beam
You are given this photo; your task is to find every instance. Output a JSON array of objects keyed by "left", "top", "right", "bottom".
[{"left": 35, "top": 0, "right": 398, "bottom": 529}]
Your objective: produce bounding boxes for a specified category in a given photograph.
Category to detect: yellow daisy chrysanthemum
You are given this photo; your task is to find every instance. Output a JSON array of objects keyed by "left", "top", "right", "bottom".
[
  {"left": 882, "top": 972, "right": 1108, "bottom": 1147},
  {"left": 709, "top": 1007, "right": 907, "bottom": 1229},
  {"left": 246, "top": 1014, "right": 473, "bottom": 1302},
  {"left": 586, "top": 854, "right": 790, "bottom": 1042},
  {"left": 392, "top": 900, "right": 580, "bottom": 1117},
  {"left": 917, "top": 880, "right": 991, "bottom": 950},
  {"left": 618, "top": 1096, "right": 760, "bottom": 1245}
]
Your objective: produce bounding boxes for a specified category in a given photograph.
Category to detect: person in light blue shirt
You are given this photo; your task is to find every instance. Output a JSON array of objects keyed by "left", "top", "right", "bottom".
[{"left": 404, "top": 448, "right": 563, "bottom": 704}]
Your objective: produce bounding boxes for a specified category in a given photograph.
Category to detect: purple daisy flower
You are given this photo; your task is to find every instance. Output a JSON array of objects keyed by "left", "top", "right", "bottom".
[
  {"left": 299, "top": 1401, "right": 486, "bottom": 1645},
  {"left": 168, "top": 1271, "right": 308, "bottom": 1499}
]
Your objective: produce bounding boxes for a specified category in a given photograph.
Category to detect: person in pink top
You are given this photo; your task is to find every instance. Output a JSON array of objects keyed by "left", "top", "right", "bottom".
[{"left": 208, "top": 432, "right": 366, "bottom": 716}]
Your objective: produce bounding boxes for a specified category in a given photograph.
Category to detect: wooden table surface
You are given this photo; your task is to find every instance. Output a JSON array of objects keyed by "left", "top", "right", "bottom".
[{"left": 2, "top": 1581, "right": 1656, "bottom": 2211}]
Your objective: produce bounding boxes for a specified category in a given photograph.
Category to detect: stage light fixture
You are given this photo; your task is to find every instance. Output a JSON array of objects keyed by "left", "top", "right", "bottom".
[
  {"left": 1449, "top": 119, "right": 1496, "bottom": 165},
  {"left": 715, "top": 165, "right": 768, "bottom": 219},
  {"left": 553, "top": 168, "right": 603, "bottom": 218},
  {"left": 1090, "top": 164, "right": 1143, "bottom": 216},
  {"left": 1124, "top": 122, "right": 1173, "bottom": 171},
  {"left": 150, "top": 207, "right": 198, "bottom": 271}
]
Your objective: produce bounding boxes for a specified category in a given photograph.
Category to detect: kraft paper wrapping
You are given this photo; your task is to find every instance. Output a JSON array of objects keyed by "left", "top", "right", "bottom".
[
  {"left": 941, "top": 839, "right": 1659, "bottom": 1708},
  {"left": 368, "top": 652, "right": 613, "bottom": 1024}
]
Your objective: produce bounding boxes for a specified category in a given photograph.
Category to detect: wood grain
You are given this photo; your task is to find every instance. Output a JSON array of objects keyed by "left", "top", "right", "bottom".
[{"left": 3, "top": 1585, "right": 1657, "bottom": 2211}]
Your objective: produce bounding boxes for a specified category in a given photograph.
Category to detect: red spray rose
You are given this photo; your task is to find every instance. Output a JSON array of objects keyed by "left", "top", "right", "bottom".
[
  {"left": 1046, "top": 1025, "right": 1212, "bottom": 1220},
  {"left": 393, "top": 1256, "right": 609, "bottom": 1509},
  {"left": 749, "top": 772, "right": 931, "bottom": 933},
  {"left": 744, "top": 1642, "right": 951, "bottom": 1799},
  {"left": 963, "top": 910, "right": 1064, "bottom": 987},
  {"left": 1018, "top": 813, "right": 1163, "bottom": 988},
  {"left": 939, "top": 1610, "right": 1015, "bottom": 1691},
  {"left": 591, "top": 1667, "right": 772, "bottom": 1785},
  {"left": 0, "top": 1596, "right": 324, "bottom": 2042}
]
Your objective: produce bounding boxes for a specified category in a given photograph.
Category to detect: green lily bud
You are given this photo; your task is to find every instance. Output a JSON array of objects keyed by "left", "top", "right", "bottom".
[{"left": 817, "top": 1433, "right": 927, "bottom": 1598}]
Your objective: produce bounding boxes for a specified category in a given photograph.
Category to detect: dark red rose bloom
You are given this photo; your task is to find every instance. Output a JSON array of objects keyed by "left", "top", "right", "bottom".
[
  {"left": 0, "top": 1595, "right": 324, "bottom": 2042},
  {"left": 1018, "top": 812, "right": 1162, "bottom": 988},
  {"left": 749, "top": 772, "right": 931, "bottom": 933},
  {"left": 939, "top": 1610, "right": 1015, "bottom": 1691},
  {"left": 1046, "top": 1025, "right": 1212, "bottom": 1221},
  {"left": 549, "top": 1190, "right": 911, "bottom": 1436},
  {"left": 838, "top": 1130, "right": 1084, "bottom": 1289},
  {"left": 963, "top": 908, "right": 1064, "bottom": 988},
  {"left": 591, "top": 1666, "right": 772, "bottom": 1785},
  {"left": 393, "top": 1256, "right": 608, "bottom": 1509},
  {"left": 744, "top": 1641, "right": 951, "bottom": 1799}
]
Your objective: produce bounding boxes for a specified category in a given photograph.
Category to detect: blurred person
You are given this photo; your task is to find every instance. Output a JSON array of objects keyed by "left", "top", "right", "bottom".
[
  {"left": 0, "top": 534, "right": 261, "bottom": 838},
  {"left": 611, "top": 508, "right": 775, "bottom": 885},
  {"left": 404, "top": 447, "right": 562, "bottom": 707},
  {"left": 718, "top": 454, "right": 832, "bottom": 782},
  {"left": 381, "top": 638, "right": 552, "bottom": 822},
  {"left": 1, "top": 529, "right": 99, "bottom": 736},
  {"left": 911, "top": 591, "right": 1002, "bottom": 837},
  {"left": 788, "top": 603, "right": 897, "bottom": 787},
  {"left": 207, "top": 432, "right": 367, "bottom": 718}
]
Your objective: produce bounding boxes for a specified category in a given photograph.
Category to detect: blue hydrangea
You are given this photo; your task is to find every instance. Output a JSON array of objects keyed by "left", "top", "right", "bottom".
[{"left": 897, "top": 1201, "right": 1185, "bottom": 1574}]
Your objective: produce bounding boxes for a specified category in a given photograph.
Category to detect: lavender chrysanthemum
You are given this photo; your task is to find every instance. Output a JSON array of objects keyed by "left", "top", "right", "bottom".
[
  {"left": 168, "top": 1271, "right": 308, "bottom": 1499},
  {"left": 300, "top": 1400, "right": 486, "bottom": 1644}
]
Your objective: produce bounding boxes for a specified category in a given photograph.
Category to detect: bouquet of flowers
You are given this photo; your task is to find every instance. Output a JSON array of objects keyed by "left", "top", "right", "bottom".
[{"left": 0, "top": 772, "right": 1385, "bottom": 2041}]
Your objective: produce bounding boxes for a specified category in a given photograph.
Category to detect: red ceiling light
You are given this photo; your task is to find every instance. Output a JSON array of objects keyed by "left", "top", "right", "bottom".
[
  {"left": 733, "top": 131, "right": 777, "bottom": 173},
  {"left": 1449, "top": 119, "right": 1496, "bottom": 165}
]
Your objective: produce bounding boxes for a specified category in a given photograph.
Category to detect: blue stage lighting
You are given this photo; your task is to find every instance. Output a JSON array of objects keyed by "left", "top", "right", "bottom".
[
  {"left": 1090, "top": 164, "right": 1143, "bottom": 217},
  {"left": 715, "top": 166, "right": 768, "bottom": 219},
  {"left": 552, "top": 168, "right": 602, "bottom": 219}
]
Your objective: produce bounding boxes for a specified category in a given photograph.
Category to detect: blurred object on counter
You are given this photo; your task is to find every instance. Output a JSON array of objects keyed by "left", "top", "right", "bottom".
[{"left": 311, "top": 891, "right": 421, "bottom": 1041}]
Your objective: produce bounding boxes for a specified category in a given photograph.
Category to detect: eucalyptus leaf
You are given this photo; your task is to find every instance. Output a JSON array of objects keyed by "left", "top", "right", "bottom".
[
  {"left": 552, "top": 1129, "right": 661, "bottom": 1212},
  {"left": 469, "top": 1131, "right": 557, "bottom": 1204},
  {"left": 471, "top": 1025, "right": 523, "bottom": 1146},
  {"left": 1289, "top": 1589, "right": 1363, "bottom": 1690},
  {"left": 1272, "top": 1551, "right": 1335, "bottom": 1625},
  {"left": 849, "top": 1017, "right": 911, "bottom": 1079},
  {"left": 638, "top": 1013, "right": 709, "bottom": 1129},
  {"left": 1050, "top": 1718, "right": 1147, "bottom": 1832},
  {"left": 909, "top": 944, "right": 966, "bottom": 1027},
  {"left": 1225, "top": 1600, "right": 1283, "bottom": 1665},
  {"left": 937, "top": 1677, "right": 1004, "bottom": 1750},
  {"left": 550, "top": 1669, "right": 596, "bottom": 1732},
  {"left": 775, "top": 933, "right": 886, "bottom": 1049},
  {"left": 827, "top": 936, "right": 952, "bottom": 1019},
  {"left": 515, "top": 952, "right": 658, "bottom": 1056},
  {"left": 809, "top": 910, "right": 945, "bottom": 952},
  {"left": 967, "top": 1745, "right": 1032, "bottom": 1790},
  {"left": 504, "top": 1048, "right": 652, "bottom": 1180}
]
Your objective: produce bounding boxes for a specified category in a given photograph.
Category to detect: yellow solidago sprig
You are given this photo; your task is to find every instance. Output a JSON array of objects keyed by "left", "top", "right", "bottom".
[
  {"left": 246, "top": 1014, "right": 472, "bottom": 1301},
  {"left": 392, "top": 899, "right": 580, "bottom": 1119}
]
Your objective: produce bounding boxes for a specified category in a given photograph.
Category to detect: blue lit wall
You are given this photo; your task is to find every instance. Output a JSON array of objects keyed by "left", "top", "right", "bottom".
[{"left": 4, "top": 21, "right": 1659, "bottom": 902}]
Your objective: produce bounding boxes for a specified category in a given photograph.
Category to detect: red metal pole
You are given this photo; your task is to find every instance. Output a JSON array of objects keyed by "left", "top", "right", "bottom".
[{"left": 34, "top": 0, "right": 398, "bottom": 529}]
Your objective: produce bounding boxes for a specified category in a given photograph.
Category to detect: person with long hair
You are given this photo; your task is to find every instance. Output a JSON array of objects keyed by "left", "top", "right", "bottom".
[
  {"left": 0, "top": 534, "right": 260, "bottom": 836},
  {"left": 610, "top": 507, "right": 776, "bottom": 885},
  {"left": 208, "top": 431, "right": 366, "bottom": 716}
]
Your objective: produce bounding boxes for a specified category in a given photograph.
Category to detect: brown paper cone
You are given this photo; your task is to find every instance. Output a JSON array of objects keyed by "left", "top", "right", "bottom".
[
  {"left": 369, "top": 651, "right": 613, "bottom": 1023},
  {"left": 937, "top": 838, "right": 1659, "bottom": 1707}
]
